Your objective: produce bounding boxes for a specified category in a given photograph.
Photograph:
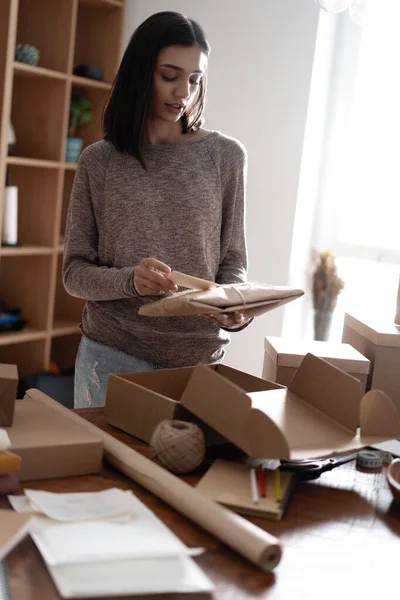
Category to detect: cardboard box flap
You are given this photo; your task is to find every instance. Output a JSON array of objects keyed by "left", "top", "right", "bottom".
[
  {"left": 288, "top": 353, "right": 361, "bottom": 432},
  {"left": 180, "top": 364, "right": 286, "bottom": 456},
  {"left": 360, "top": 389, "right": 400, "bottom": 440},
  {"left": 0, "top": 510, "right": 32, "bottom": 561},
  {"left": 245, "top": 389, "right": 353, "bottom": 459}
]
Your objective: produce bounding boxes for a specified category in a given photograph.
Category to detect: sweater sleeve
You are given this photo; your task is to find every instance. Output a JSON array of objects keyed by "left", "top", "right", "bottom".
[
  {"left": 62, "top": 147, "right": 137, "bottom": 301},
  {"left": 215, "top": 140, "right": 248, "bottom": 285}
]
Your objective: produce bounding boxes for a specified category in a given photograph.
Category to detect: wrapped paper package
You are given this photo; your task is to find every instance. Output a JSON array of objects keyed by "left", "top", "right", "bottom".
[
  {"left": 23, "top": 389, "right": 282, "bottom": 573},
  {"left": 139, "top": 273, "right": 304, "bottom": 318}
]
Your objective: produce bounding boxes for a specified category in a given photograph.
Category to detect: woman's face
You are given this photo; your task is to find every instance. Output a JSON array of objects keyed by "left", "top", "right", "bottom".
[{"left": 152, "top": 45, "right": 207, "bottom": 123}]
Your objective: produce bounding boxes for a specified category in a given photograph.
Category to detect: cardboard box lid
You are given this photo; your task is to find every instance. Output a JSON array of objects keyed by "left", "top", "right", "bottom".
[
  {"left": 6, "top": 396, "right": 103, "bottom": 451},
  {"left": 344, "top": 312, "right": 400, "bottom": 347},
  {"left": 0, "top": 510, "right": 32, "bottom": 561},
  {"left": 180, "top": 354, "right": 400, "bottom": 460},
  {"left": 264, "top": 337, "right": 370, "bottom": 373}
]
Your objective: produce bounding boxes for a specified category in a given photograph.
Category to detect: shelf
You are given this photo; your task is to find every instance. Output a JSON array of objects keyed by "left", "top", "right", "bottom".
[
  {"left": 6, "top": 156, "right": 61, "bottom": 169},
  {"left": 16, "top": 0, "right": 74, "bottom": 73},
  {"left": 0, "top": 338, "right": 47, "bottom": 377},
  {"left": 14, "top": 61, "right": 67, "bottom": 81},
  {"left": 64, "top": 162, "right": 77, "bottom": 171},
  {"left": 0, "top": 246, "right": 53, "bottom": 256},
  {"left": 5, "top": 164, "right": 62, "bottom": 247},
  {"left": 0, "top": 326, "right": 46, "bottom": 347},
  {"left": 79, "top": 0, "right": 124, "bottom": 8},
  {"left": 74, "top": 2, "right": 123, "bottom": 83},
  {"left": 69, "top": 85, "right": 108, "bottom": 152},
  {"left": 71, "top": 74, "right": 112, "bottom": 91},
  {"left": 0, "top": 254, "right": 53, "bottom": 331},
  {"left": 52, "top": 320, "right": 80, "bottom": 337},
  {"left": 11, "top": 74, "right": 67, "bottom": 161}
]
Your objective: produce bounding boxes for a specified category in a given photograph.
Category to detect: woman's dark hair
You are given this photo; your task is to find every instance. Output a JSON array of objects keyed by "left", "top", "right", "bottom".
[{"left": 103, "top": 11, "right": 210, "bottom": 167}]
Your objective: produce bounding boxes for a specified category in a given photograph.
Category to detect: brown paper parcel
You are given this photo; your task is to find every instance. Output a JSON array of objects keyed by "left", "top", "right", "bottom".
[
  {"left": 179, "top": 353, "right": 400, "bottom": 460},
  {"left": 24, "top": 388, "right": 282, "bottom": 572},
  {"left": 139, "top": 281, "right": 304, "bottom": 318}
]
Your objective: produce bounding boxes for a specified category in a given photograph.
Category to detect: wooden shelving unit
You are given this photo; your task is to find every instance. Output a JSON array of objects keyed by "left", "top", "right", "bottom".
[{"left": 0, "top": 0, "right": 125, "bottom": 378}]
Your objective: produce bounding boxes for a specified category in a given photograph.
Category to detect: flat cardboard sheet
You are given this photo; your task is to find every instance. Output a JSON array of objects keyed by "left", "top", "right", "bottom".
[
  {"left": 196, "top": 459, "right": 296, "bottom": 520},
  {"left": 180, "top": 353, "right": 400, "bottom": 460},
  {"left": 139, "top": 282, "right": 304, "bottom": 318}
]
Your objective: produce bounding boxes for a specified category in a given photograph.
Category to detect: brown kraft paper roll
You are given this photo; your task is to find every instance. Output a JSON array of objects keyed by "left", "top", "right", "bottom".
[{"left": 24, "top": 389, "right": 282, "bottom": 572}]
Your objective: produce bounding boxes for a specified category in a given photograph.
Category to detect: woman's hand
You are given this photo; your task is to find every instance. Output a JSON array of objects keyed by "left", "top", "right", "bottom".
[
  {"left": 201, "top": 311, "right": 247, "bottom": 329},
  {"left": 133, "top": 258, "right": 178, "bottom": 296}
]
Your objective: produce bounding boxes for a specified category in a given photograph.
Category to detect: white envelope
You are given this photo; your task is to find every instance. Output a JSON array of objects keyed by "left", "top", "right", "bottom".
[{"left": 9, "top": 489, "right": 214, "bottom": 597}]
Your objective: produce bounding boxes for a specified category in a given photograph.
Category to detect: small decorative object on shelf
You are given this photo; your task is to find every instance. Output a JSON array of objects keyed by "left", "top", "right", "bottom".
[
  {"left": 2, "top": 172, "right": 18, "bottom": 247},
  {"left": 73, "top": 64, "right": 103, "bottom": 81},
  {"left": 66, "top": 89, "right": 93, "bottom": 163},
  {"left": 14, "top": 43, "right": 40, "bottom": 66},
  {"left": 0, "top": 300, "right": 26, "bottom": 333},
  {"left": 7, "top": 123, "right": 16, "bottom": 155},
  {"left": 312, "top": 249, "right": 345, "bottom": 341},
  {"left": 395, "top": 275, "right": 400, "bottom": 326}
]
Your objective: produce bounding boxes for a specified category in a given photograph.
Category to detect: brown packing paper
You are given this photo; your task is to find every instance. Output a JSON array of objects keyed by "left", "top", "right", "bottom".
[
  {"left": 139, "top": 281, "right": 304, "bottom": 318},
  {"left": 179, "top": 353, "right": 400, "bottom": 460},
  {"left": 24, "top": 389, "right": 282, "bottom": 572},
  {"left": 0, "top": 510, "right": 32, "bottom": 561}
]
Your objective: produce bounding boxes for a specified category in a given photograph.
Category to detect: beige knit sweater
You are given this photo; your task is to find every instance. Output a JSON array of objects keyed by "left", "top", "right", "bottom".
[{"left": 63, "top": 132, "right": 248, "bottom": 367}]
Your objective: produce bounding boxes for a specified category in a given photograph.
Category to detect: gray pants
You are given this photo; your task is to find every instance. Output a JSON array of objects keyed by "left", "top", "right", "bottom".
[{"left": 74, "top": 335, "right": 155, "bottom": 408}]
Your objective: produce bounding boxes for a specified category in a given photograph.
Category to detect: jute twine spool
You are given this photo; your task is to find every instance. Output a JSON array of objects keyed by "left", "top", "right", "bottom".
[{"left": 150, "top": 420, "right": 206, "bottom": 474}]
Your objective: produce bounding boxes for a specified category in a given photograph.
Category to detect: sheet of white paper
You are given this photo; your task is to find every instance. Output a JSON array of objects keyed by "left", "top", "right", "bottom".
[
  {"left": 30, "top": 517, "right": 203, "bottom": 566},
  {"left": 8, "top": 495, "right": 35, "bottom": 514},
  {"left": 48, "top": 556, "right": 214, "bottom": 598},
  {"left": 371, "top": 439, "right": 400, "bottom": 457},
  {"left": 23, "top": 489, "right": 137, "bottom": 522},
  {"left": 11, "top": 491, "right": 204, "bottom": 566},
  {"left": 0, "top": 430, "right": 10, "bottom": 451}
]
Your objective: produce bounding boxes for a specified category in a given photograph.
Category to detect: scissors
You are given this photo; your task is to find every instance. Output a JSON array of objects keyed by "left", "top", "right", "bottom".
[{"left": 279, "top": 452, "right": 358, "bottom": 481}]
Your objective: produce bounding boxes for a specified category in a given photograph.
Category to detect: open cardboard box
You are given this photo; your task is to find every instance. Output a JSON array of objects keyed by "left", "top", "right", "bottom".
[
  {"left": 179, "top": 353, "right": 400, "bottom": 460},
  {"left": 105, "top": 365, "right": 285, "bottom": 446}
]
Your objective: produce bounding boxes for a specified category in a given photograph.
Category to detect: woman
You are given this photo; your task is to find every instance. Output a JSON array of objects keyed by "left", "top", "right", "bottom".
[{"left": 63, "top": 11, "right": 251, "bottom": 408}]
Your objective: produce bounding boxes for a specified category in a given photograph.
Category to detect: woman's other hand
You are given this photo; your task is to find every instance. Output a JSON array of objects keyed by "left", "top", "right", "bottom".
[{"left": 133, "top": 257, "right": 178, "bottom": 296}]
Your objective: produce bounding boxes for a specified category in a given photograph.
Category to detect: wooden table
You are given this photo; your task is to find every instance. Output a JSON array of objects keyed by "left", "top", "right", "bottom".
[{"left": 2, "top": 409, "right": 400, "bottom": 600}]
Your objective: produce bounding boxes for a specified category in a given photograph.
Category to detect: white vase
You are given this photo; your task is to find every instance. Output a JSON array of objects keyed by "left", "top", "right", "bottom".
[{"left": 2, "top": 185, "right": 18, "bottom": 246}]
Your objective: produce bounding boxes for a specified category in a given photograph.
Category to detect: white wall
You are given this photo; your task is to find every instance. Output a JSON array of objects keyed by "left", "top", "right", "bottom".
[{"left": 123, "top": 0, "right": 320, "bottom": 375}]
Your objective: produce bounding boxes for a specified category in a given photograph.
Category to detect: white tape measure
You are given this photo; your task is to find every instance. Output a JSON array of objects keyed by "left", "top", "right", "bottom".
[{"left": 356, "top": 450, "right": 383, "bottom": 469}]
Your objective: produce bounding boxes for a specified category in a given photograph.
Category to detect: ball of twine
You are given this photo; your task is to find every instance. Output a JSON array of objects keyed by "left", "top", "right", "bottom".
[{"left": 150, "top": 420, "right": 206, "bottom": 474}]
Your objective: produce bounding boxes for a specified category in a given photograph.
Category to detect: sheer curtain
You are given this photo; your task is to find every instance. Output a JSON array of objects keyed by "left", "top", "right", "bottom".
[{"left": 313, "top": 0, "right": 400, "bottom": 339}]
